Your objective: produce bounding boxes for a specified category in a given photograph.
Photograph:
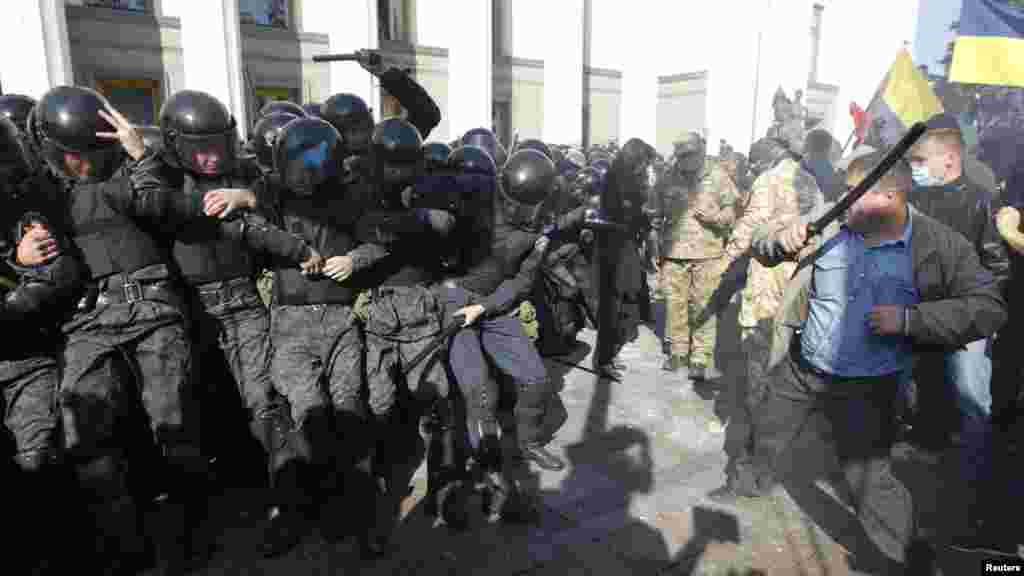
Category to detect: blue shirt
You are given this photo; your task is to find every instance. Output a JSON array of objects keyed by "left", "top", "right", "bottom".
[{"left": 800, "top": 213, "right": 919, "bottom": 378}]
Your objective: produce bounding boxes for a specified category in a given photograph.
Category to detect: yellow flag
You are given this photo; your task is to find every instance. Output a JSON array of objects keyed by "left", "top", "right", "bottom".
[{"left": 880, "top": 49, "right": 944, "bottom": 127}]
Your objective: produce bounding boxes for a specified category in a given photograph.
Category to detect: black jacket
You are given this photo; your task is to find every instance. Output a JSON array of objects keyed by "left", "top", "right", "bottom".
[
  {"left": 128, "top": 150, "right": 315, "bottom": 284},
  {"left": 908, "top": 174, "right": 1009, "bottom": 281},
  {"left": 380, "top": 68, "right": 441, "bottom": 140},
  {"left": 354, "top": 207, "right": 456, "bottom": 288}
]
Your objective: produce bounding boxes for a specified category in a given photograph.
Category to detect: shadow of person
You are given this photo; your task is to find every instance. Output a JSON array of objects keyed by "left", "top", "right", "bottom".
[{"left": 663, "top": 506, "right": 748, "bottom": 575}]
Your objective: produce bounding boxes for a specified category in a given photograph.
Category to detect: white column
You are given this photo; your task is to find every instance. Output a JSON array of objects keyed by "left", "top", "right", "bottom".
[
  {"left": 542, "top": 0, "right": 584, "bottom": 146},
  {"left": 177, "top": 0, "right": 248, "bottom": 129},
  {"left": 301, "top": 0, "right": 379, "bottom": 115},
  {"left": 444, "top": 0, "right": 492, "bottom": 139},
  {"left": 0, "top": 0, "right": 73, "bottom": 97}
]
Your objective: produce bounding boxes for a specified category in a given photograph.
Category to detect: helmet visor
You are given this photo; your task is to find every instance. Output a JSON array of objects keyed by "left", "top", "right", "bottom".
[
  {"left": 41, "top": 139, "right": 122, "bottom": 184},
  {"left": 174, "top": 130, "right": 236, "bottom": 176},
  {"left": 281, "top": 139, "right": 336, "bottom": 196}
]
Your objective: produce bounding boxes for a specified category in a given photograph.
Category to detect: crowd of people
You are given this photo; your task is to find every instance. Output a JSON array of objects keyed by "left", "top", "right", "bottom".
[{"left": 0, "top": 49, "right": 1021, "bottom": 575}]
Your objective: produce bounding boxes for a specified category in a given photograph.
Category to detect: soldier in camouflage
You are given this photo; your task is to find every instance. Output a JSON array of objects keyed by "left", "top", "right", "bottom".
[
  {"left": 661, "top": 132, "right": 739, "bottom": 379},
  {"left": 717, "top": 137, "right": 822, "bottom": 493}
]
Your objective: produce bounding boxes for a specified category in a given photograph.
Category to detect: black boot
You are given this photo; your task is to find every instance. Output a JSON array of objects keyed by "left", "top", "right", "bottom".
[
  {"left": 426, "top": 402, "right": 468, "bottom": 530},
  {"left": 252, "top": 409, "right": 307, "bottom": 558},
  {"left": 477, "top": 434, "right": 514, "bottom": 523},
  {"left": 75, "top": 454, "right": 148, "bottom": 574},
  {"left": 146, "top": 492, "right": 188, "bottom": 576}
]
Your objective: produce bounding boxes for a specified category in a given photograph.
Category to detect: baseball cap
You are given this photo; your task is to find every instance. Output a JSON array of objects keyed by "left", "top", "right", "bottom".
[{"left": 925, "top": 113, "right": 961, "bottom": 133}]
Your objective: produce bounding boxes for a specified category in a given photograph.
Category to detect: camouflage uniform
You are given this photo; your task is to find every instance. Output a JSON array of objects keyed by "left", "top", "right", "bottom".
[
  {"left": 723, "top": 157, "right": 821, "bottom": 433},
  {"left": 663, "top": 162, "right": 738, "bottom": 369}
]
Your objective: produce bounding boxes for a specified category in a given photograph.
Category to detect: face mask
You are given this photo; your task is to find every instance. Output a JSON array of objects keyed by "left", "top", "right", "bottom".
[{"left": 911, "top": 164, "right": 942, "bottom": 187}]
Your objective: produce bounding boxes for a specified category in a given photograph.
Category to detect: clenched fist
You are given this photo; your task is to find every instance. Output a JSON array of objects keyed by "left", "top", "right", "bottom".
[
  {"left": 323, "top": 255, "right": 354, "bottom": 282},
  {"left": 995, "top": 206, "right": 1021, "bottom": 239},
  {"left": 869, "top": 305, "right": 905, "bottom": 336}
]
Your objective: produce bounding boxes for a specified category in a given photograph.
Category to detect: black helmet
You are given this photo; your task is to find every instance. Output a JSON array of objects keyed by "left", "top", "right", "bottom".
[
  {"left": 0, "top": 95, "right": 37, "bottom": 133},
  {"left": 371, "top": 117, "right": 423, "bottom": 186},
  {"left": 501, "top": 149, "right": 555, "bottom": 230},
  {"left": 449, "top": 145, "right": 496, "bottom": 176},
  {"left": 461, "top": 128, "right": 507, "bottom": 168},
  {"left": 516, "top": 139, "right": 552, "bottom": 161},
  {"left": 159, "top": 90, "right": 238, "bottom": 176},
  {"left": 302, "top": 103, "right": 323, "bottom": 118},
  {"left": 31, "top": 86, "right": 123, "bottom": 183},
  {"left": 587, "top": 147, "right": 612, "bottom": 164},
  {"left": 423, "top": 141, "right": 451, "bottom": 171},
  {"left": 136, "top": 125, "right": 163, "bottom": 152},
  {"left": 591, "top": 158, "right": 610, "bottom": 177},
  {"left": 571, "top": 167, "right": 601, "bottom": 202},
  {"left": 258, "top": 100, "right": 306, "bottom": 119},
  {"left": 0, "top": 117, "right": 33, "bottom": 184},
  {"left": 251, "top": 112, "right": 300, "bottom": 172},
  {"left": 321, "top": 93, "right": 373, "bottom": 155},
  {"left": 549, "top": 145, "right": 566, "bottom": 167},
  {"left": 273, "top": 117, "right": 341, "bottom": 196}
]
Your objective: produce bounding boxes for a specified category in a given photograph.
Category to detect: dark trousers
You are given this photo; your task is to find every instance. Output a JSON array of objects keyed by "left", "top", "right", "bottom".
[
  {"left": 742, "top": 346, "right": 914, "bottom": 563},
  {"left": 61, "top": 299, "right": 193, "bottom": 465},
  {"left": 2, "top": 357, "right": 59, "bottom": 469},
  {"left": 438, "top": 286, "right": 550, "bottom": 447},
  {"left": 270, "top": 303, "right": 361, "bottom": 433}
]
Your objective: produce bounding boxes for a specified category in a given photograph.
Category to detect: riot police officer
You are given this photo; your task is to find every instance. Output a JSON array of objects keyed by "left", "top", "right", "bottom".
[
  {"left": 462, "top": 128, "right": 508, "bottom": 169},
  {"left": 340, "top": 117, "right": 461, "bottom": 536},
  {"left": 0, "top": 115, "right": 85, "bottom": 573},
  {"left": 33, "top": 85, "right": 316, "bottom": 573},
  {"left": 143, "top": 89, "right": 327, "bottom": 558}
]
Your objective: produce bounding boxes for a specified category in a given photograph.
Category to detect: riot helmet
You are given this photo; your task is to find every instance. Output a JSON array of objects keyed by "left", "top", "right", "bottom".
[
  {"left": 0, "top": 117, "right": 33, "bottom": 184},
  {"left": 136, "top": 125, "right": 163, "bottom": 153},
  {"left": 371, "top": 117, "right": 423, "bottom": 194},
  {"left": 159, "top": 90, "right": 238, "bottom": 177},
  {"left": 321, "top": 93, "right": 374, "bottom": 155},
  {"left": 251, "top": 112, "right": 300, "bottom": 173},
  {"left": 258, "top": 100, "right": 306, "bottom": 119},
  {"left": 516, "top": 138, "right": 552, "bottom": 161},
  {"left": 461, "top": 128, "right": 507, "bottom": 169},
  {"left": 31, "top": 86, "right": 124, "bottom": 183},
  {"left": 549, "top": 145, "right": 565, "bottom": 167},
  {"left": 565, "top": 149, "right": 586, "bottom": 171},
  {"left": 0, "top": 95, "right": 37, "bottom": 133},
  {"left": 302, "top": 102, "right": 323, "bottom": 119},
  {"left": 273, "top": 117, "right": 341, "bottom": 196},
  {"left": 500, "top": 149, "right": 556, "bottom": 231},
  {"left": 423, "top": 141, "right": 452, "bottom": 172},
  {"left": 587, "top": 147, "right": 611, "bottom": 164},
  {"left": 591, "top": 158, "right": 611, "bottom": 178},
  {"left": 449, "top": 145, "right": 496, "bottom": 177}
]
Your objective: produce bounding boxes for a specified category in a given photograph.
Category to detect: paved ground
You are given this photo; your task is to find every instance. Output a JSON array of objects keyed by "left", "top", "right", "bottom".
[{"left": 179, "top": 299, "right": 1021, "bottom": 575}]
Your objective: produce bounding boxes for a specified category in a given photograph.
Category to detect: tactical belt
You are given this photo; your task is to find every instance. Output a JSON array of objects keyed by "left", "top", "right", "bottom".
[
  {"left": 91, "top": 265, "right": 180, "bottom": 308},
  {"left": 196, "top": 276, "right": 258, "bottom": 309},
  {"left": 368, "top": 284, "right": 423, "bottom": 299}
]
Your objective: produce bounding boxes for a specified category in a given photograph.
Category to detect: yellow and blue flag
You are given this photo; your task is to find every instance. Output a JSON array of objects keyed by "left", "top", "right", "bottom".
[
  {"left": 950, "top": 0, "right": 1024, "bottom": 88},
  {"left": 859, "top": 49, "right": 944, "bottom": 148}
]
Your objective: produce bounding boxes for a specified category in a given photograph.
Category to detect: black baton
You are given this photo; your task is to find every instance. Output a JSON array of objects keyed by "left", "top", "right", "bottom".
[
  {"left": 806, "top": 122, "right": 927, "bottom": 238},
  {"left": 401, "top": 314, "right": 465, "bottom": 376},
  {"left": 312, "top": 52, "right": 383, "bottom": 67}
]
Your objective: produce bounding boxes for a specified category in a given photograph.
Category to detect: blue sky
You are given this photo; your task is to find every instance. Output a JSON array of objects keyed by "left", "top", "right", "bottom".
[{"left": 914, "top": 0, "right": 964, "bottom": 75}]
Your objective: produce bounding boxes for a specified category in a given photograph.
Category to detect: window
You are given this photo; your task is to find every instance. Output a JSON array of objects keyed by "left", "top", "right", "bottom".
[
  {"left": 96, "top": 79, "right": 161, "bottom": 126},
  {"left": 86, "top": 0, "right": 148, "bottom": 11},
  {"left": 255, "top": 87, "right": 299, "bottom": 111},
  {"left": 809, "top": 3, "right": 824, "bottom": 84},
  {"left": 240, "top": 0, "right": 289, "bottom": 28}
]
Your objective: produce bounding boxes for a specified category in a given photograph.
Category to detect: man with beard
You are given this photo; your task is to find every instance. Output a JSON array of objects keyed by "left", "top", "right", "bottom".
[
  {"left": 727, "top": 150, "right": 1005, "bottom": 572},
  {"left": 660, "top": 132, "right": 738, "bottom": 379}
]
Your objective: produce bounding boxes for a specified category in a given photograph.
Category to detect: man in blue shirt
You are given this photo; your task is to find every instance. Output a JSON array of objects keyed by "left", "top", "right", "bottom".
[{"left": 712, "top": 149, "right": 1007, "bottom": 572}]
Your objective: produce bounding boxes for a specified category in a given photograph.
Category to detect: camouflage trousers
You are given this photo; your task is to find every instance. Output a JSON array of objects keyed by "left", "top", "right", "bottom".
[{"left": 663, "top": 257, "right": 728, "bottom": 368}]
